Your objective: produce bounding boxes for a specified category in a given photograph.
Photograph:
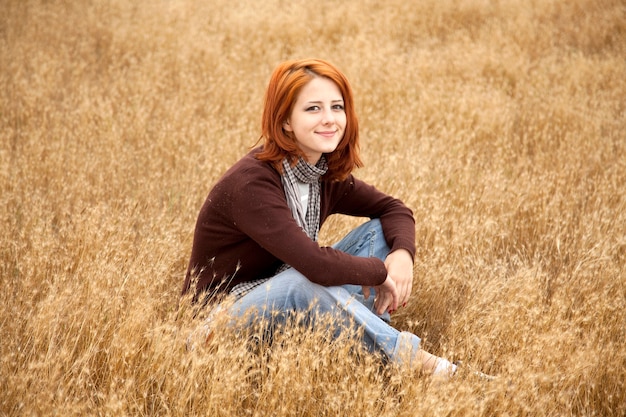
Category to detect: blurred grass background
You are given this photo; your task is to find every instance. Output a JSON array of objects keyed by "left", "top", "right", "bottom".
[{"left": 1, "top": 0, "right": 625, "bottom": 415}]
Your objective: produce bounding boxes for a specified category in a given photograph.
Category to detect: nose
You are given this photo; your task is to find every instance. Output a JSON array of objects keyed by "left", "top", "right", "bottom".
[{"left": 321, "top": 108, "right": 335, "bottom": 125}]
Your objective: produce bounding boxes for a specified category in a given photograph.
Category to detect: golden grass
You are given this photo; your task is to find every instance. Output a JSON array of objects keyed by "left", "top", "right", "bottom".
[{"left": 2, "top": 0, "right": 625, "bottom": 415}]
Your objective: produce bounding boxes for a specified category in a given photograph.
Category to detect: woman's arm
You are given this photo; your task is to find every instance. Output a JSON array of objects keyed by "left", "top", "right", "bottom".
[
  {"left": 325, "top": 176, "right": 416, "bottom": 308},
  {"left": 230, "top": 168, "right": 389, "bottom": 288},
  {"left": 323, "top": 176, "right": 416, "bottom": 260}
]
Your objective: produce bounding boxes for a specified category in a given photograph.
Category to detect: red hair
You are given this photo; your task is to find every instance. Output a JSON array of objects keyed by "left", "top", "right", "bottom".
[{"left": 255, "top": 58, "right": 363, "bottom": 181}]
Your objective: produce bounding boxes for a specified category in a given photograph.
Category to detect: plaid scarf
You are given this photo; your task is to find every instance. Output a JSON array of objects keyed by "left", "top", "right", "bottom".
[
  {"left": 281, "top": 156, "right": 328, "bottom": 241},
  {"left": 275, "top": 156, "right": 328, "bottom": 274}
]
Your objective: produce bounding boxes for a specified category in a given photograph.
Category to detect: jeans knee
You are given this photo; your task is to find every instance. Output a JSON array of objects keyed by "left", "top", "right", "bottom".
[
  {"left": 332, "top": 218, "right": 389, "bottom": 259},
  {"left": 366, "top": 218, "right": 382, "bottom": 231},
  {"left": 274, "top": 272, "right": 335, "bottom": 312}
]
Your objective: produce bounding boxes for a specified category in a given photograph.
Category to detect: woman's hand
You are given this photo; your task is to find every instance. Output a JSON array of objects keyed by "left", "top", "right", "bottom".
[
  {"left": 384, "top": 249, "right": 414, "bottom": 308},
  {"left": 363, "top": 275, "right": 399, "bottom": 315}
]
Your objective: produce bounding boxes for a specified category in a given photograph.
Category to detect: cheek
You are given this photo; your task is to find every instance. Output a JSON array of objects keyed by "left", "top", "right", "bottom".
[{"left": 339, "top": 114, "right": 347, "bottom": 128}]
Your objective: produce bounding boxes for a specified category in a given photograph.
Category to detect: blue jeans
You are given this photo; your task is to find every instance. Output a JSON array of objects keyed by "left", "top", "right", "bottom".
[{"left": 227, "top": 219, "right": 421, "bottom": 366}]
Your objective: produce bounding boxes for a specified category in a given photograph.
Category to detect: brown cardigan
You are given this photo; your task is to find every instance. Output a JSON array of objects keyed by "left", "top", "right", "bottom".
[{"left": 182, "top": 148, "right": 416, "bottom": 300}]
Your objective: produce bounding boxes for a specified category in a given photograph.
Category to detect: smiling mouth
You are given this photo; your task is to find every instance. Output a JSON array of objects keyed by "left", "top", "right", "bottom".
[{"left": 316, "top": 131, "right": 336, "bottom": 137}]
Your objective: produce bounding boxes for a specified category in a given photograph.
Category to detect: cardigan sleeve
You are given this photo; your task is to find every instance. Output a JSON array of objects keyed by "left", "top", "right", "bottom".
[{"left": 322, "top": 175, "right": 416, "bottom": 261}]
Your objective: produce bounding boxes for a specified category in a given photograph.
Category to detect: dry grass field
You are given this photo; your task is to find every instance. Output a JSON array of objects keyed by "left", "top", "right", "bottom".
[{"left": 2, "top": 0, "right": 625, "bottom": 415}]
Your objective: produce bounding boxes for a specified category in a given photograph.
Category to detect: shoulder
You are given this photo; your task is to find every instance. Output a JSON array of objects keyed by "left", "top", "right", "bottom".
[
  {"left": 219, "top": 147, "right": 281, "bottom": 187},
  {"left": 204, "top": 148, "right": 284, "bottom": 215}
]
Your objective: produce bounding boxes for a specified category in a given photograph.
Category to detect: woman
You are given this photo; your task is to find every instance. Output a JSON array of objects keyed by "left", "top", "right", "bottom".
[{"left": 183, "top": 58, "right": 457, "bottom": 377}]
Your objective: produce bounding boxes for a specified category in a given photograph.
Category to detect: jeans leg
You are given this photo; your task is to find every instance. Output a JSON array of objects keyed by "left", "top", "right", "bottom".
[
  {"left": 227, "top": 269, "right": 349, "bottom": 337},
  {"left": 226, "top": 218, "right": 421, "bottom": 367},
  {"left": 332, "top": 219, "right": 421, "bottom": 366},
  {"left": 332, "top": 218, "right": 390, "bottom": 260},
  {"left": 333, "top": 219, "right": 391, "bottom": 322}
]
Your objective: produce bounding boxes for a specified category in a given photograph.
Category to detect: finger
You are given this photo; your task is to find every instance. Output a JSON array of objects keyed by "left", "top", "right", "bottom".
[
  {"left": 389, "top": 284, "right": 399, "bottom": 313},
  {"left": 373, "top": 290, "right": 383, "bottom": 314},
  {"left": 362, "top": 286, "right": 371, "bottom": 300},
  {"left": 384, "top": 278, "right": 399, "bottom": 313},
  {"left": 395, "top": 282, "right": 405, "bottom": 306},
  {"left": 403, "top": 281, "right": 413, "bottom": 306},
  {"left": 395, "top": 277, "right": 411, "bottom": 307},
  {"left": 398, "top": 281, "right": 410, "bottom": 306},
  {"left": 375, "top": 294, "right": 390, "bottom": 315},
  {"left": 377, "top": 291, "right": 396, "bottom": 316},
  {"left": 390, "top": 289, "right": 399, "bottom": 313}
]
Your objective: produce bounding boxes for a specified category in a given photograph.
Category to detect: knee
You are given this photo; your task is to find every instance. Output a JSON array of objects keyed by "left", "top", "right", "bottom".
[
  {"left": 361, "top": 218, "right": 389, "bottom": 260},
  {"left": 272, "top": 271, "right": 334, "bottom": 311},
  {"left": 354, "top": 219, "right": 383, "bottom": 239},
  {"left": 366, "top": 218, "right": 382, "bottom": 231}
]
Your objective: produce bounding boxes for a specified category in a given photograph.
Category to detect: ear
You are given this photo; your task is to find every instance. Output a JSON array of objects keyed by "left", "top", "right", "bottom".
[{"left": 283, "top": 120, "right": 293, "bottom": 132}]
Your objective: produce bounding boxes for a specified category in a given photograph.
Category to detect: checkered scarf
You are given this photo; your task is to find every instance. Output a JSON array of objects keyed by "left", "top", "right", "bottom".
[{"left": 280, "top": 156, "right": 328, "bottom": 241}]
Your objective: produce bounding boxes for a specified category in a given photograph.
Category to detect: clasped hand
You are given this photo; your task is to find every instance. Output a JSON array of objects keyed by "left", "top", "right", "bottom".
[{"left": 363, "top": 249, "right": 414, "bottom": 315}]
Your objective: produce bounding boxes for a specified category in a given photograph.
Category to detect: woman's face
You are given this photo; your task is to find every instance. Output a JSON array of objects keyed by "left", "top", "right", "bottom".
[{"left": 284, "top": 77, "right": 346, "bottom": 165}]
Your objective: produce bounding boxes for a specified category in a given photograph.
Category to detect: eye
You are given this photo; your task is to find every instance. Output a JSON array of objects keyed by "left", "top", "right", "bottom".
[
  {"left": 332, "top": 104, "right": 345, "bottom": 111},
  {"left": 305, "top": 105, "right": 321, "bottom": 112}
]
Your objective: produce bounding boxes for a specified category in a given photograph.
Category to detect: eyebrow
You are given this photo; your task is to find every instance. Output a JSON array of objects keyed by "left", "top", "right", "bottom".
[{"left": 305, "top": 99, "right": 344, "bottom": 104}]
